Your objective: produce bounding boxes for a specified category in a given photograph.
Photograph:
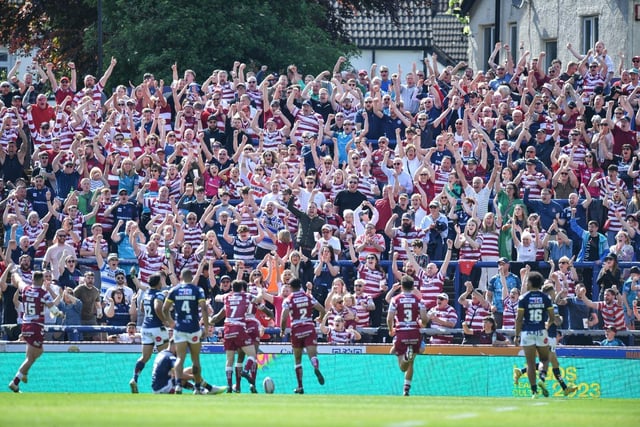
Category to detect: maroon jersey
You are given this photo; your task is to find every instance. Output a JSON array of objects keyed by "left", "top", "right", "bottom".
[
  {"left": 222, "top": 291, "right": 255, "bottom": 351},
  {"left": 388, "top": 292, "right": 425, "bottom": 331},
  {"left": 283, "top": 290, "right": 318, "bottom": 327},
  {"left": 21, "top": 285, "right": 53, "bottom": 325}
]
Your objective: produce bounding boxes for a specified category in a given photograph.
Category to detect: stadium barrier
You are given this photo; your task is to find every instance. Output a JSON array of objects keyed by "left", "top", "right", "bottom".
[
  {"left": 1, "top": 342, "right": 639, "bottom": 397},
  {"left": 29, "top": 257, "right": 639, "bottom": 325}
]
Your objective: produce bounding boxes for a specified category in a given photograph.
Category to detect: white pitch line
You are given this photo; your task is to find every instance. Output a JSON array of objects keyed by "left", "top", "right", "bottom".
[
  {"left": 386, "top": 421, "right": 426, "bottom": 427},
  {"left": 494, "top": 406, "right": 518, "bottom": 412},
  {"left": 447, "top": 413, "right": 479, "bottom": 420}
]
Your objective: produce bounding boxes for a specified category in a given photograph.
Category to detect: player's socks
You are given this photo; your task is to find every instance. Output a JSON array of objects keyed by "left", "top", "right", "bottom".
[
  {"left": 553, "top": 368, "right": 567, "bottom": 389},
  {"left": 226, "top": 367, "right": 233, "bottom": 388},
  {"left": 295, "top": 364, "right": 303, "bottom": 388},
  {"left": 202, "top": 381, "right": 212, "bottom": 392},
  {"left": 234, "top": 364, "right": 242, "bottom": 390},
  {"left": 519, "top": 367, "right": 527, "bottom": 375},
  {"left": 531, "top": 384, "right": 538, "bottom": 395},
  {"left": 243, "top": 357, "right": 256, "bottom": 384},
  {"left": 133, "top": 361, "right": 145, "bottom": 381},
  {"left": 403, "top": 380, "right": 411, "bottom": 396},
  {"left": 13, "top": 372, "right": 23, "bottom": 385},
  {"left": 310, "top": 356, "right": 319, "bottom": 369}
]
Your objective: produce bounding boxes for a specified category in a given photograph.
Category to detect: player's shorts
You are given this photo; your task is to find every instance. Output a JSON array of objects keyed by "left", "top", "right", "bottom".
[
  {"left": 141, "top": 326, "right": 169, "bottom": 346},
  {"left": 153, "top": 380, "right": 174, "bottom": 394},
  {"left": 223, "top": 324, "right": 253, "bottom": 351},
  {"left": 547, "top": 336, "right": 557, "bottom": 353},
  {"left": 392, "top": 329, "right": 421, "bottom": 357},
  {"left": 21, "top": 323, "right": 44, "bottom": 349},
  {"left": 245, "top": 317, "right": 261, "bottom": 344},
  {"left": 173, "top": 329, "right": 202, "bottom": 344},
  {"left": 291, "top": 324, "right": 318, "bottom": 349},
  {"left": 521, "top": 330, "right": 549, "bottom": 347}
]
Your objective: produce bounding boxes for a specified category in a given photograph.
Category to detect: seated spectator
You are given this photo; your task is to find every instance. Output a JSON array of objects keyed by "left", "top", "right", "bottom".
[
  {"left": 461, "top": 316, "right": 509, "bottom": 346},
  {"left": 598, "top": 325, "right": 625, "bottom": 346}
]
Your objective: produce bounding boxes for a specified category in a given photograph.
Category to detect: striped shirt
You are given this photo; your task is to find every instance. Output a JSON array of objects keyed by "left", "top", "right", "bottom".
[
  {"left": 232, "top": 236, "right": 258, "bottom": 261},
  {"left": 596, "top": 176, "right": 626, "bottom": 199},
  {"left": 459, "top": 236, "right": 483, "bottom": 261},
  {"left": 519, "top": 172, "right": 546, "bottom": 199},
  {"left": 137, "top": 250, "right": 165, "bottom": 288},
  {"left": 596, "top": 301, "right": 626, "bottom": 331},
  {"left": 420, "top": 271, "right": 444, "bottom": 310},
  {"left": 357, "top": 264, "right": 386, "bottom": 299},
  {"left": 427, "top": 304, "right": 458, "bottom": 344},
  {"left": 354, "top": 293, "right": 374, "bottom": 327},
  {"left": 291, "top": 107, "right": 322, "bottom": 138},
  {"left": 479, "top": 230, "right": 500, "bottom": 258}
]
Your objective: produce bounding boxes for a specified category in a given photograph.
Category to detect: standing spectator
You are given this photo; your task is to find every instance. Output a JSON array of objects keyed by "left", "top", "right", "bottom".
[
  {"left": 73, "top": 271, "right": 102, "bottom": 341},
  {"left": 486, "top": 257, "right": 521, "bottom": 328},
  {"left": 286, "top": 197, "right": 326, "bottom": 259}
]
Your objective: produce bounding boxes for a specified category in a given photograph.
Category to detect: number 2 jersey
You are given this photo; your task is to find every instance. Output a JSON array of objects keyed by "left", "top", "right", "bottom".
[{"left": 518, "top": 290, "right": 552, "bottom": 332}]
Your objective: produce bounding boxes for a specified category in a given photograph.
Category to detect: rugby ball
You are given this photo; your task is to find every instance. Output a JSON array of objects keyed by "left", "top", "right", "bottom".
[{"left": 263, "top": 376, "right": 275, "bottom": 394}]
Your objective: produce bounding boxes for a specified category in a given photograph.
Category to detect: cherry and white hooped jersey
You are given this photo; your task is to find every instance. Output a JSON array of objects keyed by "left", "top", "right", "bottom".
[{"left": 21, "top": 286, "right": 53, "bottom": 325}]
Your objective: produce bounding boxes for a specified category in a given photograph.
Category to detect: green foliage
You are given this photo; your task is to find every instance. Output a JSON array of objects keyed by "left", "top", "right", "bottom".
[
  {"left": 447, "top": 0, "right": 470, "bottom": 35},
  {"left": 0, "top": 0, "right": 432, "bottom": 91}
]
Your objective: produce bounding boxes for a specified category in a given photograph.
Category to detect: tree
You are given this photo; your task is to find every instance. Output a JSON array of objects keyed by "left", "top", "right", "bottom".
[{"left": 0, "top": 0, "right": 432, "bottom": 90}]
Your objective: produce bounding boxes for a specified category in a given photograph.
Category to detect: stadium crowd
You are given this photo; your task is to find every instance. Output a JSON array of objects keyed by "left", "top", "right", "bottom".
[{"left": 1, "top": 39, "right": 640, "bottom": 347}]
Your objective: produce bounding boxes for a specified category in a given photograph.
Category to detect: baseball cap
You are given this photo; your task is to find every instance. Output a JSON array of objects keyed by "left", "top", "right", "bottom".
[
  {"left": 629, "top": 68, "right": 639, "bottom": 75},
  {"left": 91, "top": 223, "right": 102, "bottom": 230},
  {"left": 630, "top": 266, "right": 640, "bottom": 275},
  {"left": 526, "top": 158, "right": 537, "bottom": 165},
  {"left": 567, "top": 101, "right": 577, "bottom": 109},
  {"left": 536, "top": 128, "right": 546, "bottom": 134},
  {"left": 467, "top": 158, "right": 477, "bottom": 165},
  {"left": 220, "top": 275, "right": 231, "bottom": 282},
  {"left": 60, "top": 76, "right": 70, "bottom": 83},
  {"left": 118, "top": 188, "right": 128, "bottom": 195},
  {"left": 621, "top": 115, "right": 631, "bottom": 122},
  {"left": 497, "top": 257, "right": 510, "bottom": 264},
  {"left": 321, "top": 224, "right": 332, "bottom": 231},
  {"left": 605, "top": 325, "right": 617, "bottom": 333},
  {"left": 401, "top": 213, "right": 413, "bottom": 220},
  {"left": 437, "top": 293, "right": 449, "bottom": 300},
  {"left": 302, "top": 100, "right": 312, "bottom": 107},
  {"left": 358, "top": 69, "right": 367, "bottom": 76},
  {"left": 107, "top": 253, "right": 119, "bottom": 261},
  {"left": 429, "top": 201, "right": 440, "bottom": 208},
  {"left": 604, "top": 253, "right": 618, "bottom": 261}
]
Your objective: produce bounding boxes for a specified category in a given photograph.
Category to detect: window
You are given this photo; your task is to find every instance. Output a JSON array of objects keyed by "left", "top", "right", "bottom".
[
  {"left": 508, "top": 23, "right": 518, "bottom": 64},
  {"left": 0, "top": 53, "right": 8, "bottom": 62},
  {"left": 582, "top": 16, "right": 599, "bottom": 53},
  {"left": 483, "top": 26, "right": 495, "bottom": 68},
  {"left": 545, "top": 40, "right": 557, "bottom": 70}
]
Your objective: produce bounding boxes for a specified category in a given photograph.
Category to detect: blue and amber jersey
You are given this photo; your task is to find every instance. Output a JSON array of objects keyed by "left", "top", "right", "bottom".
[
  {"left": 142, "top": 289, "right": 166, "bottom": 329},
  {"left": 518, "top": 290, "right": 552, "bottom": 332},
  {"left": 166, "top": 283, "right": 205, "bottom": 333}
]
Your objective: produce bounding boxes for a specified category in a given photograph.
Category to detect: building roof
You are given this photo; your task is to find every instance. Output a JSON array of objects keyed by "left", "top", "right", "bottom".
[{"left": 343, "top": 2, "right": 467, "bottom": 65}]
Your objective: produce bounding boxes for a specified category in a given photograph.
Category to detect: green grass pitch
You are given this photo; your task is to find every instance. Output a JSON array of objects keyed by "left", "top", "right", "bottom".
[{"left": 1, "top": 394, "right": 637, "bottom": 427}]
